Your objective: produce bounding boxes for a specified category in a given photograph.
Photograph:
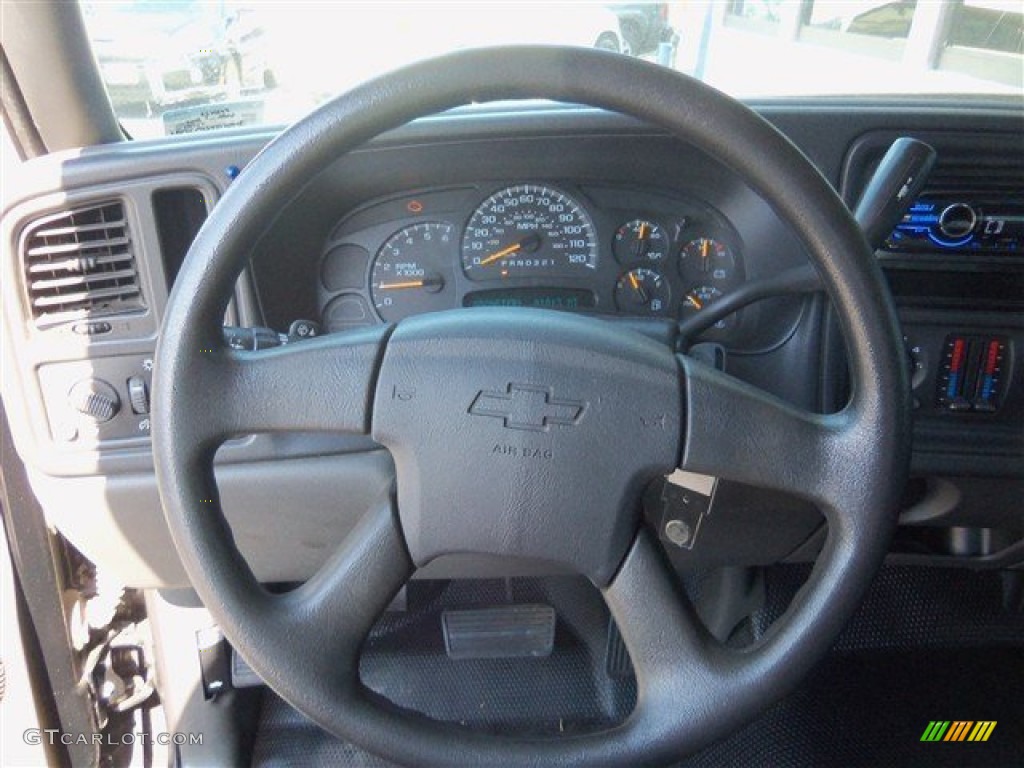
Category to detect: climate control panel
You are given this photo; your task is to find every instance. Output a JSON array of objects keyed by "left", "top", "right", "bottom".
[
  {"left": 936, "top": 335, "right": 1007, "bottom": 413},
  {"left": 903, "top": 322, "right": 1018, "bottom": 421}
]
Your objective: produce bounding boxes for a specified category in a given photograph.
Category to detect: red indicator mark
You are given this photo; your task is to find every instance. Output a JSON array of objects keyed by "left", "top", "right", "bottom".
[
  {"left": 950, "top": 338, "right": 965, "bottom": 373},
  {"left": 985, "top": 340, "right": 1000, "bottom": 375},
  {"left": 407, "top": 200, "right": 424, "bottom": 213}
]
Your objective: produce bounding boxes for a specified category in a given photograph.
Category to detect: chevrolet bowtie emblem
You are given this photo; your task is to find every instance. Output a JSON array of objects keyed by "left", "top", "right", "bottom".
[{"left": 469, "top": 383, "right": 586, "bottom": 432}]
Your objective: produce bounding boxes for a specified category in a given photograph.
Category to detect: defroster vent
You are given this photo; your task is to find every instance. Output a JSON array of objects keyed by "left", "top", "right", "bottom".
[{"left": 21, "top": 201, "right": 144, "bottom": 327}]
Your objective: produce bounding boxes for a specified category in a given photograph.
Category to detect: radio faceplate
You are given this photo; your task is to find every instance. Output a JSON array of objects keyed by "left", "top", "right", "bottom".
[{"left": 886, "top": 196, "right": 1024, "bottom": 256}]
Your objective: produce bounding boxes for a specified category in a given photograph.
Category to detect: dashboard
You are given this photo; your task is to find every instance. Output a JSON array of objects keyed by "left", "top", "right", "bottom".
[
  {"left": 2, "top": 102, "right": 1022, "bottom": 589},
  {"left": 318, "top": 182, "right": 744, "bottom": 331}
]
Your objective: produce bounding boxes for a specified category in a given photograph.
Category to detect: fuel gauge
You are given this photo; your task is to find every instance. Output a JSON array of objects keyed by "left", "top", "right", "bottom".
[{"left": 615, "top": 267, "right": 671, "bottom": 316}]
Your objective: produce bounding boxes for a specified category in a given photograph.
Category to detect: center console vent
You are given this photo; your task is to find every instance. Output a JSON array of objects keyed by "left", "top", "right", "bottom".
[
  {"left": 21, "top": 200, "right": 144, "bottom": 327},
  {"left": 924, "top": 154, "right": 1023, "bottom": 196}
]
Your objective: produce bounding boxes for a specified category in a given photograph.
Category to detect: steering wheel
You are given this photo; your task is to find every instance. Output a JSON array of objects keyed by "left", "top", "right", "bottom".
[{"left": 153, "top": 47, "right": 909, "bottom": 766}]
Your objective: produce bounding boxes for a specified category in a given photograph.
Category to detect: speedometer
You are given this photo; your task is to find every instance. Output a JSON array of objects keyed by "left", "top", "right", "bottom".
[{"left": 461, "top": 185, "right": 598, "bottom": 279}]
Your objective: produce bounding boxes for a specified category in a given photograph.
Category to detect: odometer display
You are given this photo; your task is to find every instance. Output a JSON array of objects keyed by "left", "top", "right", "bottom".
[
  {"left": 464, "top": 287, "right": 596, "bottom": 311},
  {"left": 461, "top": 185, "right": 598, "bottom": 279}
]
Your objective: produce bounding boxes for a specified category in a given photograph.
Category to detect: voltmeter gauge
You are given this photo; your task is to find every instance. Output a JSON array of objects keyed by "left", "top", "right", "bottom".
[{"left": 613, "top": 219, "right": 669, "bottom": 263}]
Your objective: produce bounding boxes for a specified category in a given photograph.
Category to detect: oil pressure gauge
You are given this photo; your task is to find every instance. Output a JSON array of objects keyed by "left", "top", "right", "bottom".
[{"left": 682, "top": 285, "right": 734, "bottom": 329}]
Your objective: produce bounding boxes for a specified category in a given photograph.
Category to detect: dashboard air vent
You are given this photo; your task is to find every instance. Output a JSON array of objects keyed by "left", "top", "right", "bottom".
[
  {"left": 923, "top": 152, "right": 1024, "bottom": 195},
  {"left": 21, "top": 201, "right": 144, "bottom": 327}
]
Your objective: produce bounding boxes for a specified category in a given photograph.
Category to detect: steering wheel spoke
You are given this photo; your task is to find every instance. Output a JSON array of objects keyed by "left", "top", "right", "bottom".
[
  {"left": 678, "top": 355, "right": 850, "bottom": 510},
  {"left": 258, "top": 492, "right": 412, "bottom": 688},
  {"left": 604, "top": 530, "right": 719, "bottom": 715},
  {"left": 158, "top": 435, "right": 412, "bottom": 706},
  {"left": 191, "top": 326, "right": 389, "bottom": 442}
]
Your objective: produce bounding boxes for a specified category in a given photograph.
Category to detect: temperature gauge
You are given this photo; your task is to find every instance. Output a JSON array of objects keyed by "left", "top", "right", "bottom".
[
  {"left": 679, "top": 237, "right": 735, "bottom": 284},
  {"left": 613, "top": 219, "right": 669, "bottom": 263},
  {"left": 615, "top": 267, "right": 671, "bottom": 316}
]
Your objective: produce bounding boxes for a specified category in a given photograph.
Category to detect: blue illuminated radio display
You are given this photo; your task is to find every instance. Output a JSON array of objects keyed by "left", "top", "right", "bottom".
[{"left": 887, "top": 197, "right": 1024, "bottom": 255}]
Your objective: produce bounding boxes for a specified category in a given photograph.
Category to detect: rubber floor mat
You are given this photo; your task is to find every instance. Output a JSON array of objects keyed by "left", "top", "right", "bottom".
[
  {"left": 675, "top": 646, "right": 1023, "bottom": 768},
  {"left": 253, "top": 646, "right": 1022, "bottom": 767},
  {"left": 252, "top": 566, "right": 1024, "bottom": 767}
]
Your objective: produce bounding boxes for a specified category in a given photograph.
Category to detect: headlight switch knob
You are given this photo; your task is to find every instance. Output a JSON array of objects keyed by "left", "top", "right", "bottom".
[{"left": 68, "top": 379, "right": 121, "bottom": 423}]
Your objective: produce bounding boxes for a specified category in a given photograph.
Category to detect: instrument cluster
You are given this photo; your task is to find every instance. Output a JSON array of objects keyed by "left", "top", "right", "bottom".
[{"left": 318, "top": 182, "right": 745, "bottom": 333}]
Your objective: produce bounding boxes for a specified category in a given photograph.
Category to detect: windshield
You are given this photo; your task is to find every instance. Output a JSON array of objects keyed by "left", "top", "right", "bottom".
[{"left": 81, "top": 1, "right": 1023, "bottom": 139}]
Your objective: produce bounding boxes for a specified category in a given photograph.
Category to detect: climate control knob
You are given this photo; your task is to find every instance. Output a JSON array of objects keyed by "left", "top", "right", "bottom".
[
  {"left": 938, "top": 203, "right": 977, "bottom": 239},
  {"left": 68, "top": 379, "right": 121, "bottom": 423}
]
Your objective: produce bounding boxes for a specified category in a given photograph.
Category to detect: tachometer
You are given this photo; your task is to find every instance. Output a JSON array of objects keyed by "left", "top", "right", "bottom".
[
  {"left": 370, "top": 222, "right": 456, "bottom": 322},
  {"left": 461, "top": 185, "right": 598, "bottom": 279}
]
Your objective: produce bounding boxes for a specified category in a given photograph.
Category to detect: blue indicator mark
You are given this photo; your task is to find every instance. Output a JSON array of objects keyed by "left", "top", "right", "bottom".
[{"left": 946, "top": 373, "right": 960, "bottom": 399}]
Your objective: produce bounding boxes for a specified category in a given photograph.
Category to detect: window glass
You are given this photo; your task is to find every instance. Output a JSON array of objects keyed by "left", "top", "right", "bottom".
[
  {"left": 805, "top": 0, "right": 916, "bottom": 39},
  {"left": 81, "top": 1, "right": 1023, "bottom": 140},
  {"left": 951, "top": 1, "right": 1023, "bottom": 53}
]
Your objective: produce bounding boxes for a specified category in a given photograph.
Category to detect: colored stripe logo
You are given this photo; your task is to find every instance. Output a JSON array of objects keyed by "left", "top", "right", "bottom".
[{"left": 921, "top": 721, "right": 997, "bottom": 742}]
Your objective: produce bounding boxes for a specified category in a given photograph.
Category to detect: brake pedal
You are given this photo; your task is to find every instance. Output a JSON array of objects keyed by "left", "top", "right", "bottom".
[{"left": 442, "top": 604, "right": 555, "bottom": 660}]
